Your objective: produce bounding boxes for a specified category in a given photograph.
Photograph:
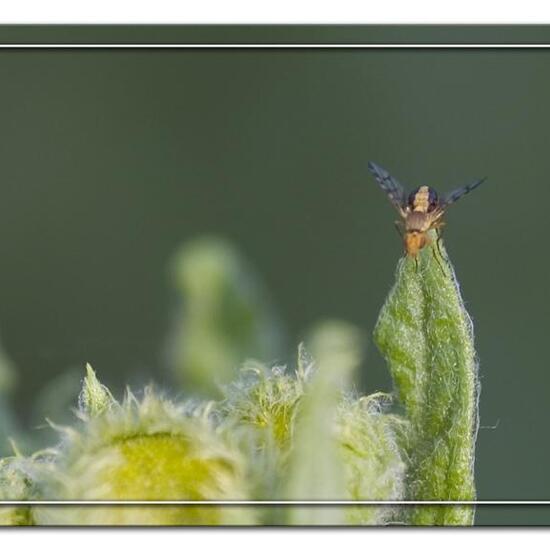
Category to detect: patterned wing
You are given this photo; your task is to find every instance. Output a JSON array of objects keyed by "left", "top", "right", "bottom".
[
  {"left": 368, "top": 161, "right": 406, "bottom": 211},
  {"left": 442, "top": 177, "right": 487, "bottom": 207}
]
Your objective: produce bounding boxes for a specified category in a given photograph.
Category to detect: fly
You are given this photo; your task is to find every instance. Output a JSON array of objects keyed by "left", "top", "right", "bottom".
[{"left": 368, "top": 161, "right": 486, "bottom": 269}]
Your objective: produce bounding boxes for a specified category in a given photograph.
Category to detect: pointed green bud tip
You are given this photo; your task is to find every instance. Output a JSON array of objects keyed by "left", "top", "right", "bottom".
[
  {"left": 78, "top": 364, "right": 116, "bottom": 419},
  {"left": 306, "top": 320, "right": 364, "bottom": 383}
]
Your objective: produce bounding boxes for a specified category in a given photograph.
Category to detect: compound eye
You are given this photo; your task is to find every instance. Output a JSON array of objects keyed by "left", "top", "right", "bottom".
[
  {"left": 407, "top": 188, "right": 419, "bottom": 207},
  {"left": 427, "top": 188, "right": 439, "bottom": 212}
]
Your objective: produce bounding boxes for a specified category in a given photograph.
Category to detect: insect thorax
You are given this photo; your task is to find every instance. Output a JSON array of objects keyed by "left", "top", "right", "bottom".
[
  {"left": 405, "top": 210, "right": 433, "bottom": 232},
  {"left": 408, "top": 185, "right": 438, "bottom": 213}
]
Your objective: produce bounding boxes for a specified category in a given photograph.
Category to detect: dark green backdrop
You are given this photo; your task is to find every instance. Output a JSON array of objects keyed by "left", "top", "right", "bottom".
[{"left": 0, "top": 26, "right": 548, "bottom": 525}]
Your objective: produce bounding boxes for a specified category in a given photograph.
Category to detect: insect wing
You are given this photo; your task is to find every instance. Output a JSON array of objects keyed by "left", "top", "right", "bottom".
[
  {"left": 368, "top": 161, "right": 406, "bottom": 210},
  {"left": 443, "top": 177, "right": 487, "bottom": 207}
]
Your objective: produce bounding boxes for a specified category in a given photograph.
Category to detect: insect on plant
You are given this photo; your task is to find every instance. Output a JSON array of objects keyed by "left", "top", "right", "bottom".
[{"left": 368, "top": 161, "right": 486, "bottom": 270}]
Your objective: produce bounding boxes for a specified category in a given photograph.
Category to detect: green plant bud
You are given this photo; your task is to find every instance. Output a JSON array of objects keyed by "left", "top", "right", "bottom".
[
  {"left": 223, "top": 323, "right": 407, "bottom": 526},
  {"left": 337, "top": 394, "right": 407, "bottom": 525},
  {"left": 77, "top": 364, "right": 116, "bottom": 419},
  {"left": 223, "top": 360, "right": 307, "bottom": 453},
  {"left": 0, "top": 455, "right": 42, "bottom": 526},
  {"left": 374, "top": 239, "right": 479, "bottom": 525},
  {"left": 284, "top": 321, "right": 362, "bottom": 525},
  {"left": 35, "top": 370, "right": 255, "bottom": 526},
  {"left": 219, "top": 363, "right": 303, "bottom": 521},
  {"left": 220, "top": 339, "right": 322, "bottom": 508},
  {"left": 0, "top": 458, "right": 32, "bottom": 525},
  {"left": 167, "top": 237, "right": 285, "bottom": 398}
]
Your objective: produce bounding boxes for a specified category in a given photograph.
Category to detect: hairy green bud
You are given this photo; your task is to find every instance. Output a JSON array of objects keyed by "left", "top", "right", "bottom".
[
  {"left": 35, "top": 370, "right": 255, "bottom": 526},
  {"left": 167, "top": 237, "right": 284, "bottom": 398},
  {"left": 374, "top": 240, "right": 479, "bottom": 525}
]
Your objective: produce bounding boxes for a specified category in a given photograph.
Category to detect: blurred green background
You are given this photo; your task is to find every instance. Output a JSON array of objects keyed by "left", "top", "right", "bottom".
[{"left": 0, "top": 27, "right": 548, "bottom": 524}]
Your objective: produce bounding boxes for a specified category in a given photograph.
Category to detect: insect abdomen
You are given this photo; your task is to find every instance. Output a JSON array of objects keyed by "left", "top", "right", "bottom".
[{"left": 404, "top": 231, "right": 428, "bottom": 257}]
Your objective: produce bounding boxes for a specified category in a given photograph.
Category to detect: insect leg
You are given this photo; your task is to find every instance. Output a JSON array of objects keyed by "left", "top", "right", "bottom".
[
  {"left": 433, "top": 223, "right": 451, "bottom": 271},
  {"left": 431, "top": 243, "right": 446, "bottom": 275},
  {"left": 436, "top": 227, "right": 444, "bottom": 258}
]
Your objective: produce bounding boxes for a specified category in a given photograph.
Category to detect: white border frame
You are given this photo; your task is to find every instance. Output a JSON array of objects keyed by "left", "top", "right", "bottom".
[
  {"left": 0, "top": 36, "right": 544, "bottom": 507},
  {"left": 0, "top": 44, "right": 548, "bottom": 48}
]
